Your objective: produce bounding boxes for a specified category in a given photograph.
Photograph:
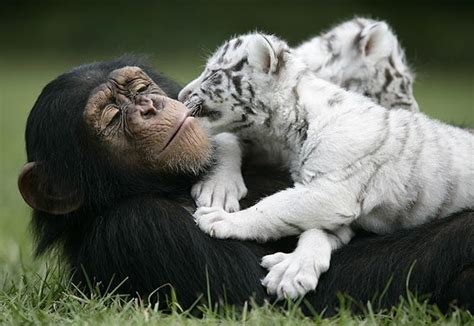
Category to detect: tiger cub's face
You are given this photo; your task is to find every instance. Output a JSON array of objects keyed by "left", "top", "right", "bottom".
[
  {"left": 295, "top": 17, "right": 419, "bottom": 112},
  {"left": 178, "top": 34, "right": 283, "bottom": 135},
  {"left": 179, "top": 18, "right": 419, "bottom": 135}
]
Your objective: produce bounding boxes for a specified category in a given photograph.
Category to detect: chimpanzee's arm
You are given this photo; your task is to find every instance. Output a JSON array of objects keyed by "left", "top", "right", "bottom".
[
  {"left": 72, "top": 194, "right": 473, "bottom": 314},
  {"left": 72, "top": 196, "right": 270, "bottom": 310}
]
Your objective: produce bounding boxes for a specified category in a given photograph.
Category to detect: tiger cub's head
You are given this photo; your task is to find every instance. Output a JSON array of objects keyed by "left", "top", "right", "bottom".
[
  {"left": 296, "top": 17, "right": 419, "bottom": 112},
  {"left": 178, "top": 33, "right": 288, "bottom": 135}
]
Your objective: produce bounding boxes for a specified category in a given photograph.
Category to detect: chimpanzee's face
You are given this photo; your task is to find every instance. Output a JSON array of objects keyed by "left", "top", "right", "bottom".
[{"left": 83, "top": 66, "right": 212, "bottom": 174}]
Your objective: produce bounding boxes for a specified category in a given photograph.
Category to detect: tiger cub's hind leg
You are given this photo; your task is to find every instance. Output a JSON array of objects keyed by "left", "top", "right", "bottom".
[{"left": 261, "top": 226, "right": 354, "bottom": 299}]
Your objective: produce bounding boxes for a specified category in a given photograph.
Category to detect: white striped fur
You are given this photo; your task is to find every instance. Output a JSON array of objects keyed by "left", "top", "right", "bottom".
[
  {"left": 183, "top": 18, "right": 420, "bottom": 213},
  {"left": 179, "top": 29, "right": 473, "bottom": 299},
  {"left": 295, "top": 17, "right": 419, "bottom": 112}
]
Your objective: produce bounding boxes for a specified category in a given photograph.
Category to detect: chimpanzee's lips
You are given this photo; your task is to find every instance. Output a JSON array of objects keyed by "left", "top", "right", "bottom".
[{"left": 159, "top": 111, "right": 193, "bottom": 155}]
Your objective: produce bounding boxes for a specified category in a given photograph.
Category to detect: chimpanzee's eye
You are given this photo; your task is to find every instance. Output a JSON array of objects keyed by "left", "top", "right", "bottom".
[
  {"left": 101, "top": 105, "right": 120, "bottom": 130},
  {"left": 136, "top": 84, "right": 149, "bottom": 93},
  {"left": 107, "top": 110, "right": 121, "bottom": 126}
]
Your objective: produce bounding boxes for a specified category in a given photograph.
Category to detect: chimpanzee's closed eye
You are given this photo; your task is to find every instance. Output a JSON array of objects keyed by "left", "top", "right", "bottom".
[
  {"left": 100, "top": 105, "right": 120, "bottom": 130},
  {"left": 135, "top": 84, "right": 149, "bottom": 93}
]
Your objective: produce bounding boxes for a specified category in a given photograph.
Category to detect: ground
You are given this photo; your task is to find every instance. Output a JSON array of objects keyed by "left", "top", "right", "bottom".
[{"left": 0, "top": 59, "right": 472, "bottom": 324}]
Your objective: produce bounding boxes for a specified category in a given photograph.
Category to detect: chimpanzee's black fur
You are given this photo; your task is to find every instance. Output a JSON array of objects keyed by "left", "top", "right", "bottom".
[{"left": 26, "top": 57, "right": 473, "bottom": 315}]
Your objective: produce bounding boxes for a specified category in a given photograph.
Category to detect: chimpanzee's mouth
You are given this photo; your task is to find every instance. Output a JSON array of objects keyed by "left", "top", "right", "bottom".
[{"left": 159, "top": 111, "right": 193, "bottom": 155}]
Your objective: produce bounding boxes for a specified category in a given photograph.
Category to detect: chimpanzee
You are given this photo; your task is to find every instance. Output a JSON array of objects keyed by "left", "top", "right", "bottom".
[{"left": 18, "top": 57, "right": 473, "bottom": 314}]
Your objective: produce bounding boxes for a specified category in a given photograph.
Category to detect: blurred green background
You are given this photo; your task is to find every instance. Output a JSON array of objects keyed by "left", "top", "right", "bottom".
[{"left": 0, "top": 0, "right": 473, "bottom": 276}]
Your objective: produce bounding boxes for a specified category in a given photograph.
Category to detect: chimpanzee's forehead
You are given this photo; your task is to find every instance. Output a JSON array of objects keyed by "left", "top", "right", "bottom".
[
  {"left": 83, "top": 66, "right": 170, "bottom": 134},
  {"left": 107, "top": 66, "right": 167, "bottom": 96}
]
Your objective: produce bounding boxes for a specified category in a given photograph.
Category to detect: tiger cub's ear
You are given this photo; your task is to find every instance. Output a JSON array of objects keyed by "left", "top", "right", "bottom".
[
  {"left": 247, "top": 34, "right": 278, "bottom": 74},
  {"left": 359, "top": 22, "right": 395, "bottom": 62}
]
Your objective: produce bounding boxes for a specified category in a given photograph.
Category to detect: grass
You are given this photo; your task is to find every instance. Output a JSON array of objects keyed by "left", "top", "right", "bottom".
[
  {"left": 0, "top": 58, "right": 473, "bottom": 324},
  {"left": 1, "top": 265, "right": 473, "bottom": 325}
]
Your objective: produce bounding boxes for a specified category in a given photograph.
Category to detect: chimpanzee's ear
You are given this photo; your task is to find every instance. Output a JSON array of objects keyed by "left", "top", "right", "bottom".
[
  {"left": 247, "top": 34, "right": 278, "bottom": 74},
  {"left": 359, "top": 22, "right": 394, "bottom": 62},
  {"left": 18, "top": 162, "right": 84, "bottom": 215}
]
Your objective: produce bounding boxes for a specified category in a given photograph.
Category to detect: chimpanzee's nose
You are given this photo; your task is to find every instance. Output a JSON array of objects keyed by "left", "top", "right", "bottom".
[
  {"left": 139, "top": 106, "right": 158, "bottom": 119},
  {"left": 136, "top": 96, "right": 158, "bottom": 119}
]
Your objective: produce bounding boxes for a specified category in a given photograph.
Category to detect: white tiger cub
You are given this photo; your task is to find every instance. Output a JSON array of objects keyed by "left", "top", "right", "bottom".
[
  {"left": 187, "top": 18, "right": 420, "bottom": 213},
  {"left": 295, "top": 17, "right": 419, "bottom": 112},
  {"left": 179, "top": 31, "right": 474, "bottom": 299}
]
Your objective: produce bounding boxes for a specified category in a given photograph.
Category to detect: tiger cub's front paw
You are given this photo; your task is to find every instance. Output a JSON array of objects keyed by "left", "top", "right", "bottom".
[
  {"left": 194, "top": 207, "right": 236, "bottom": 239},
  {"left": 191, "top": 170, "right": 247, "bottom": 212}
]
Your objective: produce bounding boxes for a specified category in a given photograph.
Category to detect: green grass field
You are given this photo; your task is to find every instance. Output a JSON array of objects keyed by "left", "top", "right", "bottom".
[{"left": 0, "top": 59, "right": 473, "bottom": 324}]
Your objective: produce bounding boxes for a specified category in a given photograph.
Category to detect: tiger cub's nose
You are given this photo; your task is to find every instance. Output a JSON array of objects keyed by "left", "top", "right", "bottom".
[{"left": 178, "top": 89, "right": 192, "bottom": 102}]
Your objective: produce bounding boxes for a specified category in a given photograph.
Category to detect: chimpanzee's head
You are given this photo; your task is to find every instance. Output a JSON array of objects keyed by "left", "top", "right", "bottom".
[{"left": 18, "top": 57, "right": 212, "bottom": 216}]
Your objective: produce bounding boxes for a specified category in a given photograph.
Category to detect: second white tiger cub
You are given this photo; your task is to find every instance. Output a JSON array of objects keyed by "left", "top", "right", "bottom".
[{"left": 180, "top": 33, "right": 474, "bottom": 299}]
